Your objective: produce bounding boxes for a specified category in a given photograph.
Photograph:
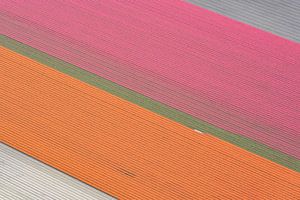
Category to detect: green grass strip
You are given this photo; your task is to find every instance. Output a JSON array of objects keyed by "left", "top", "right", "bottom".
[{"left": 1, "top": 34, "right": 299, "bottom": 172}]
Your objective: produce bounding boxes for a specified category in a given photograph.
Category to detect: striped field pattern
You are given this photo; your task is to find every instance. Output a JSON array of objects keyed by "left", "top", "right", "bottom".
[
  {"left": 1, "top": 0, "right": 299, "bottom": 158},
  {"left": 0, "top": 0, "right": 299, "bottom": 199},
  {"left": 1, "top": 35, "right": 298, "bottom": 173},
  {"left": 1, "top": 46, "right": 300, "bottom": 199}
]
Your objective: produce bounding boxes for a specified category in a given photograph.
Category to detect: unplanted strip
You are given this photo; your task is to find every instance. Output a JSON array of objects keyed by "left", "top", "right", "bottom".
[{"left": 0, "top": 143, "right": 115, "bottom": 200}]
